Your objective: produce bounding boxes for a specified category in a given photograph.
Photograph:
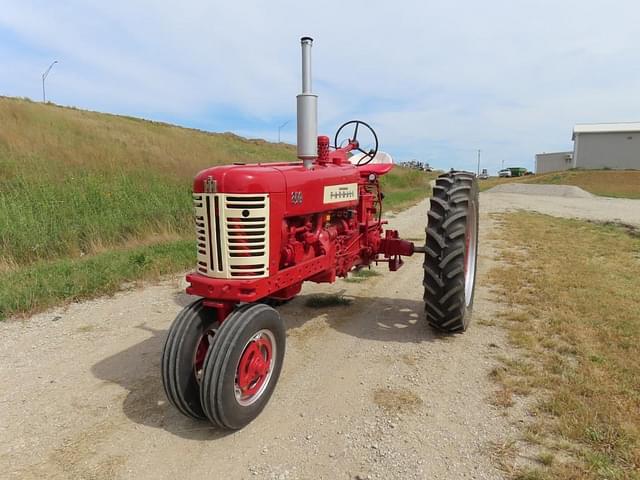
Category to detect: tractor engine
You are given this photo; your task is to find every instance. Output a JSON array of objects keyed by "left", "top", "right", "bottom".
[{"left": 187, "top": 147, "right": 395, "bottom": 304}]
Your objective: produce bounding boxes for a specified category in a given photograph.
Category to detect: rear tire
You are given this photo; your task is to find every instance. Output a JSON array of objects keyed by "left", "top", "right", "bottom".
[
  {"left": 423, "top": 171, "right": 479, "bottom": 332},
  {"left": 200, "top": 303, "right": 286, "bottom": 430}
]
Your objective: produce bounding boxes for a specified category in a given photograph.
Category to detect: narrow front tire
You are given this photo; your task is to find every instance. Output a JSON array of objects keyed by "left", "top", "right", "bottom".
[
  {"left": 200, "top": 303, "right": 286, "bottom": 430},
  {"left": 161, "top": 299, "right": 219, "bottom": 419}
]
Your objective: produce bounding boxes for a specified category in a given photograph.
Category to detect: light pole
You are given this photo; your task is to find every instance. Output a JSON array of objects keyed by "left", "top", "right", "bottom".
[
  {"left": 477, "top": 149, "right": 481, "bottom": 175},
  {"left": 42, "top": 60, "right": 58, "bottom": 103},
  {"left": 278, "top": 120, "right": 290, "bottom": 143},
  {"left": 501, "top": 159, "right": 505, "bottom": 170}
]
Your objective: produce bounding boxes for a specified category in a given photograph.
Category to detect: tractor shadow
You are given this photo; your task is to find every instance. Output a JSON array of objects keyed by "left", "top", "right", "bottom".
[
  {"left": 281, "top": 292, "right": 448, "bottom": 344},
  {"left": 91, "top": 291, "right": 450, "bottom": 440},
  {"left": 91, "top": 322, "right": 231, "bottom": 441}
]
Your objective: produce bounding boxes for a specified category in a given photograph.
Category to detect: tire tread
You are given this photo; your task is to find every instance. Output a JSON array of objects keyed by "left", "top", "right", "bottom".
[
  {"left": 161, "top": 299, "right": 208, "bottom": 419},
  {"left": 422, "top": 171, "right": 479, "bottom": 332}
]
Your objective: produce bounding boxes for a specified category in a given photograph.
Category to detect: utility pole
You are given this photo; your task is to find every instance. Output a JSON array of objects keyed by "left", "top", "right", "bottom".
[
  {"left": 42, "top": 60, "right": 59, "bottom": 102},
  {"left": 278, "top": 120, "right": 290, "bottom": 143},
  {"left": 477, "top": 149, "right": 481, "bottom": 175},
  {"left": 502, "top": 159, "right": 505, "bottom": 169}
]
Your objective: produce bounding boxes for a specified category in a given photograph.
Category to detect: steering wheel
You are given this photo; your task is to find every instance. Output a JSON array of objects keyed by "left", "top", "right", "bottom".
[{"left": 334, "top": 120, "right": 379, "bottom": 166}]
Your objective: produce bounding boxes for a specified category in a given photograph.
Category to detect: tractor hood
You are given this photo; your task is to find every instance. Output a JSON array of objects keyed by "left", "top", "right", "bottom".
[
  {"left": 193, "top": 163, "right": 288, "bottom": 194},
  {"left": 193, "top": 162, "right": 360, "bottom": 201}
]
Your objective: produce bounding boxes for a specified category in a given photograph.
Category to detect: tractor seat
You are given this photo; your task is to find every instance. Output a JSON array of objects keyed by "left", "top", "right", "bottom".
[{"left": 348, "top": 151, "right": 394, "bottom": 176}]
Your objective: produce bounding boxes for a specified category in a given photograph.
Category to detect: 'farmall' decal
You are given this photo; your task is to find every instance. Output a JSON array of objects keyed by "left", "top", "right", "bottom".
[{"left": 323, "top": 183, "right": 358, "bottom": 204}]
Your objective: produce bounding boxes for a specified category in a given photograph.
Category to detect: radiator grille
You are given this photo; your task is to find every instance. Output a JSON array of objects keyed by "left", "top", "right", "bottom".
[{"left": 193, "top": 193, "right": 269, "bottom": 278}]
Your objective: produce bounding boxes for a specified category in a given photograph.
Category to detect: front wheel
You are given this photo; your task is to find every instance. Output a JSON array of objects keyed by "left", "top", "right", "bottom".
[
  {"left": 423, "top": 171, "right": 479, "bottom": 332},
  {"left": 161, "top": 299, "right": 219, "bottom": 419},
  {"left": 200, "top": 303, "right": 286, "bottom": 430}
]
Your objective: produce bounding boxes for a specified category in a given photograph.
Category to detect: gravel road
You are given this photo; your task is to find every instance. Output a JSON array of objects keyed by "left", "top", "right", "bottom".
[
  {"left": 2, "top": 187, "right": 637, "bottom": 480},
  {"left": 485, "top": 184, "right": 640, "bottom": 227}
]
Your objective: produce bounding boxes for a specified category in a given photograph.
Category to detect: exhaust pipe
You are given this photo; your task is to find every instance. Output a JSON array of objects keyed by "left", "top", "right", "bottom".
[{"left": 297, "top": 36, "right": 318, "bottom": 169}]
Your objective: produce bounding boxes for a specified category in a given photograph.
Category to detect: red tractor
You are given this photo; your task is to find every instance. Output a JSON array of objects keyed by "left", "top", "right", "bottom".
[{"left": 161, "top": 37, "right": 479, "bottom": 430}]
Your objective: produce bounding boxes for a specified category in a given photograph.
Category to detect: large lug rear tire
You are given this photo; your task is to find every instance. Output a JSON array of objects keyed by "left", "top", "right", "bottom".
[
  {"left": 161, "top": 299, "right": 219, "bottom": 419},
  {"left": 200, "top": 303, "right": 286, "bottom": 430},
  {"left": 423, "top": 171, "right": 479, "bottom": 332}
]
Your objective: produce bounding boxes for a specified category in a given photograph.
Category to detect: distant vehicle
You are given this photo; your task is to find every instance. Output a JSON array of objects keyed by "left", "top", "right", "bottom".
[
  {"left": 498, "top": 168, "right": 512, "bottom": 178},
  {"left": 479, "top": 168, "right": 489, "bottom": 179},
  {"left": 508, "top": 167, "right": 528, "bottom": 177},
  {"left": 398, "top": 159, "right": 432, "bottom": 172}
]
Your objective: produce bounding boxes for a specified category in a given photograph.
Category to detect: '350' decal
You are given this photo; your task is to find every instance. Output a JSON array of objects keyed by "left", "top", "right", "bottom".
[{"left": 291, "top": 191, "right": 303, "bottom": 204}]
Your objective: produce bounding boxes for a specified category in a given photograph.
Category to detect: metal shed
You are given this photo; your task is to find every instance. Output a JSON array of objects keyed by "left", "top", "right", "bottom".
[
  {"left": 572, "top": 123, "right": 640, "bottom": 170},
  {"left": 535, "top": 151, "right": 573, "bottom": 174}
]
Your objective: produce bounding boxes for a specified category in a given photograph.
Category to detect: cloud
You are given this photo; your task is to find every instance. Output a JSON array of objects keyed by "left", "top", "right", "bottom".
[{"left": 1, "top": 0, "right": 639, "bottom": 172}]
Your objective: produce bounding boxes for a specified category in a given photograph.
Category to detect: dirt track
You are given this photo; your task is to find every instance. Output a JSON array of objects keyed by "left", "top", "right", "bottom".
[
  {"left": 2, "top": 189, "right": 638, "bottom": 479},
  {"left": 485, "top": 185, "right": 640, "bottom": 227}
]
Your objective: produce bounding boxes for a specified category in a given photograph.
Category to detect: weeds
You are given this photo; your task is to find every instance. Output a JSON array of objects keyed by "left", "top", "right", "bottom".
[
  {"left": 514, "top": 469, "right": 551, "bottom": 480},
  {"left": 537, "top": 452, "right": 554, "bottom": 466},
  {"left": 0, "top": 168, "right": 192, "bottom": 264},
  {"left": 344, "top": 268, "right": 381, "bottom": 283},
  {"left": 0, "top": 240, "right": 195, "bottom": 320},
  {"left": 488, "top": 212, "right": 640, "bottom": 478},
  {"left": 380, "top": 168, "right": 438, "bottom": 210},
  {"left": 304, "top": 294, "right": 352, "bottom": 309},
  {"left": 0, "top": 97, "right": 297, "bottom": 267},
  {"left": 372, "top": 387, "right": 422, "bottom": 413}
]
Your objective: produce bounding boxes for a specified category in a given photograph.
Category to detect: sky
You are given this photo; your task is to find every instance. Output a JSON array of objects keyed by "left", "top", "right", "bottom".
[{"left": 1, "top": 0, "right": 639, "bottom": 173}]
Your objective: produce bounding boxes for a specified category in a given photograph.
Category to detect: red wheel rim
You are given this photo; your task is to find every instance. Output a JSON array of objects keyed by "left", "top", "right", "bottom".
[{"left": 235, "top": 329, "right": 276, "bottom": 406}]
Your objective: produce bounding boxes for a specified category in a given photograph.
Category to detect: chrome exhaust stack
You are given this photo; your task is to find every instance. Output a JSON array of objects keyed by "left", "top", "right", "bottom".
[{"left": 297, "top": 36, "right": 318, "bottom": 169}]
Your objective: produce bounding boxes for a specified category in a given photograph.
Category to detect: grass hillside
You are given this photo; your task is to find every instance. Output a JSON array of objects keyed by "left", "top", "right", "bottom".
[
  {"left": 0, "top": 97, "right": 433, "bottom": 319},
  {"left": 0, "top": 96, "right": 297, "bottom": 267},
  {"left": 381, "top": 167, "right": 438, "bottom": 211},
  {"left": 480, "top": 169, "right": 640, "bottom": 198}
]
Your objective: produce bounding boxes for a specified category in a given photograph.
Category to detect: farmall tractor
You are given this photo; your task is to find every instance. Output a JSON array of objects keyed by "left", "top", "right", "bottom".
[{"left": 161, "top": 37, "right": 479, "bottom": 430}]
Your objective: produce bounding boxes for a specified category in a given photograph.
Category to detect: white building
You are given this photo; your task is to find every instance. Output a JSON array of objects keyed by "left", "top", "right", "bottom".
[
  {"left": 572, "top": 123, "right": 640, "bottom": 170},
  {"left": 536, "top": 123, "right": 640, "bottom": 174}
]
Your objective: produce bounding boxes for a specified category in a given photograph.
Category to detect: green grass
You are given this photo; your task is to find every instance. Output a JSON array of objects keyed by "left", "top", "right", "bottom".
[
  {"left": 344, "top": 268, "right": 381, "bottom": 283},
  {"left": 514, "top": 470, "right": 551, "bottom": 480},
  {"left": 537, "top": 452, "right": 555, "bottom": 466},
  {"left": 0, "top": 97, "right": 296, "bottom": 268},
  {"left": 0, "top": 167, "right": 192, "bottom": 265},
  {"left": 0, "top": 240, "right": 194, "bottom": 320},
  {"left": 380, "top": 167, "right": 439, "bottom": 210},
  {"left": 488, "top": 212, "right": 640, "bottom": 479},
  {"left": 304, "top": 294, "right": 353, "bottom": 308}
]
